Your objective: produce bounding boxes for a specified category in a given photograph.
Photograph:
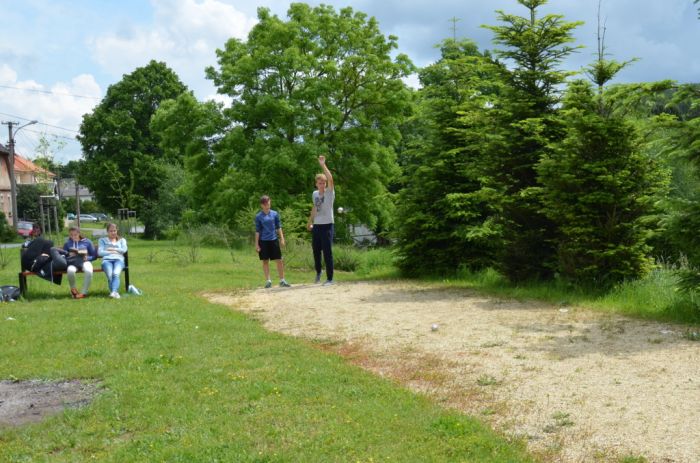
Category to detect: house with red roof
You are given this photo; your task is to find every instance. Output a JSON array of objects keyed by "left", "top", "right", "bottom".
[{"left": 0, "top": 142, "right": 56, "bottom": 224}]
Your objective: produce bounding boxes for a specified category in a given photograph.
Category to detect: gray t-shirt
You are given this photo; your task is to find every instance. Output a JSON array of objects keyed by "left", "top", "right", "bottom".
[{"left": 312, "top": 188, "right": 335, "bottom": 225}]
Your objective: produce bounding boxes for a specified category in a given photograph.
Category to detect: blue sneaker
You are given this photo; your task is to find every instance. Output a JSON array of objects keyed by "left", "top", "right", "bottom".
[
  {"left": 280, "top": 280, "right": 291, "bottom": 287},
  {"left": 322, "top": 280, "right": 334, "bottom": 286},
  {"left": 264, "top": 280, "right": 272, "bottom": 289}
]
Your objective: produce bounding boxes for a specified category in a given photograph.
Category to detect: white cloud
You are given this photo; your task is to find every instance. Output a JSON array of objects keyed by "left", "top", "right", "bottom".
[
  {"left": 90, "top": 0, "right": 257, "bottom": 99},
  {"left": 0, "top": 64, "right": 18, "bottom": 84},
  {"left": 0, "top": 66, "right": 100, "bottom": 162}
]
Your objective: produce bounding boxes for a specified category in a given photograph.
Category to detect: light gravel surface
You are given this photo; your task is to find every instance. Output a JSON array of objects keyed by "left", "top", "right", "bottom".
[{"left": 209, "top": 280, "right": 700, "bottom": 463}]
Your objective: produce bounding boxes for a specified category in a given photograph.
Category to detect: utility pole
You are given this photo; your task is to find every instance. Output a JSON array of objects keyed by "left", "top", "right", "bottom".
[
  {"left": 2, "top": 120, "right": 37, "bottom": 228},
  {"left": 75, "top": 178, "right": 81, "bottom": 228}
]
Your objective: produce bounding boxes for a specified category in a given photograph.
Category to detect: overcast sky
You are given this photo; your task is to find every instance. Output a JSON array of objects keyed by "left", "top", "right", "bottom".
[{"left": 1, "top": 0, "right": 699, "bottom": 163}]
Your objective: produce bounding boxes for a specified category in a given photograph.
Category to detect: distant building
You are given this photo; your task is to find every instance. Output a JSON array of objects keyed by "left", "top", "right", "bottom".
[
  {"left": 0, "top": 143, "right": 57, "bottom": 224},
  {"left": 58, "top": 178, "right": 93, "bottom": 203}
]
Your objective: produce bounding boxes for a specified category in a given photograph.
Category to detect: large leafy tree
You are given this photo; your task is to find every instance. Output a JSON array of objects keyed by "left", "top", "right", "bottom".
[
  {"left": 201, "top": 3, "right": 414, "bottom": 228},
  {"left": 77, "top": 60, "right": 188, "bottom": 236},
  {"left": 481, "top": 0, "right": 583, "bottom": 281},
  {"left": 395, "top": 39, "right": 503, "bottom": 275},
  {"left": 150, "top": 93, "right": 227, "bottom": 227}
]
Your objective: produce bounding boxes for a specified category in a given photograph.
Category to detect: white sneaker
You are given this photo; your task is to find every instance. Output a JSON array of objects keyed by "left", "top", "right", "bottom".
[
  {"left": 110, "top": 291, "right": 121, "bottom": 299},
  {"left": 322, "top": 280, "right": 334, "bottom": 286}
]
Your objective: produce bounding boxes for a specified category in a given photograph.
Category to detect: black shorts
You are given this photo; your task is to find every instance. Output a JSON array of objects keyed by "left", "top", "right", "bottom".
[{"left": 258, "top": 239, "right": 282, "bottom": 260}]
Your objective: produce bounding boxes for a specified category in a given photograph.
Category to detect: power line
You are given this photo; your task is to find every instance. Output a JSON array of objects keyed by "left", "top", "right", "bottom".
[
  {"left": 0, "top": 111, "right": 35, "bottom": 122},
  {"left": 0, "top": 111, "right": 80, "bottom": 134},
  {"left": 35, "top": 122, "right": 79, "bottom": 134},
  {"left": 24, "top": 128, "right": 79, "bottom": 142},
  {"left": 0, "top": 84, "right": 101, "bottom": 101}
]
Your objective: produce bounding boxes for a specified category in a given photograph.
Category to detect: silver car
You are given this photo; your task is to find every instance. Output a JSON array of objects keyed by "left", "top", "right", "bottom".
[{"left": 78, "top": 214, "right": 98, "bottom": 223}]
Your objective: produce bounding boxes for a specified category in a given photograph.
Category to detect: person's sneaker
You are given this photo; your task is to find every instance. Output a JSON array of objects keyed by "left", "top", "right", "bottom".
[
  {"left": 264, "top": 280, "right": 272, "bottom": 289},
  {"left": 280, "top": 280, "right": 291, "bottom": 287},
  {"left": 314, "top": 273, "right": 322, "bottom": 284},
  {"left": 75, "top": 292, "right": 86, "bottom": 299},
  {"left": 322, "top": 279, "right": 334, "bottom": 286},
  {"left": 109, "top": 291, "right": 120, "bottom": 299}
]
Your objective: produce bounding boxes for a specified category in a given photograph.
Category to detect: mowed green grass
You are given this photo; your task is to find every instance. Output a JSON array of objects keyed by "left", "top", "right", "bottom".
[{"left": 0, "top": 239, "right": 533, "bottom": 462}]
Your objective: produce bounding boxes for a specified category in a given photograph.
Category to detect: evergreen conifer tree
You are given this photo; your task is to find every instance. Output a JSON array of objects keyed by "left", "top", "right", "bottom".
[
  {"left": 395, "top": 39, "right": 502, "bottom": 275},
  {"left": 481, "top": 0, "right": 582, "bottom": 281}
]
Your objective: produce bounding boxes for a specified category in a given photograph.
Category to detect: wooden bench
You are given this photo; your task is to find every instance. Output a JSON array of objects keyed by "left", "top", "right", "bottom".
[{"left": 18, "top": 252, "right": 130, "bottom": 298}]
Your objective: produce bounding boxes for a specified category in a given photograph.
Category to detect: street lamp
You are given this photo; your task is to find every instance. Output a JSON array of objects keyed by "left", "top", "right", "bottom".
[{"left": 3, "top": 120, "right": 37, "bottom": 228}]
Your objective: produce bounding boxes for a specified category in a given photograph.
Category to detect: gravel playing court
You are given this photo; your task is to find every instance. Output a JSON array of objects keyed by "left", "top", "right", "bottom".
[{"left": 209, "top": 280, "right": 700, "bottom": 463}]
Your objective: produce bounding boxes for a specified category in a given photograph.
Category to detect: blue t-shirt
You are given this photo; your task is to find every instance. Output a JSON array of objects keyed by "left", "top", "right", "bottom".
[{"left": 255, "top": 209, "right": 281, "bottom": 241}]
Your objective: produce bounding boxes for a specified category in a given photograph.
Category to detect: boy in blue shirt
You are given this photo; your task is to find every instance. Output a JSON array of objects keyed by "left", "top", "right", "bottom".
[{"left": 255, "top": 195, "right": 291, "bottom": 288}]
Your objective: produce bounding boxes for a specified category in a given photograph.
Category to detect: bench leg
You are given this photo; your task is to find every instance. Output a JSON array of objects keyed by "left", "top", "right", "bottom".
[{"left": 18, "top": 273, "right": 27, "bottom": 298}]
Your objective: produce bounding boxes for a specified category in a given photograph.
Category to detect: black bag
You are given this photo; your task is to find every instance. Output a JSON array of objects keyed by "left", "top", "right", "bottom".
[{"left": 1, "top": 285, "right": 21, "bottom": 302}]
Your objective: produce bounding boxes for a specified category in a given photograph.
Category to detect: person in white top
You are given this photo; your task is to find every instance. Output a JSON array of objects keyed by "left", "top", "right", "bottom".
[
  {"left": 307, "top": 155, "right": 335, "bottom": 285},
  {"left": 97, "top": 223, "right": 128, "bottom": 299}
]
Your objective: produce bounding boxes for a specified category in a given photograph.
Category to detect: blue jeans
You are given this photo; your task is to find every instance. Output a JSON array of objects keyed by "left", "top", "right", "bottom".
[
  {"left": 102, "top": 259, "right": 124, "bottom": 293},
  {"left": 312, "top": 223, "right": 334, "bottom": 281}
]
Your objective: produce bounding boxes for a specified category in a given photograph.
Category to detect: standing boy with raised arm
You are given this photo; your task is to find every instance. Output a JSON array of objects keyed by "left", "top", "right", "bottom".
[{"left": 307, "top": 155, "right": 335, "bottom": 285}]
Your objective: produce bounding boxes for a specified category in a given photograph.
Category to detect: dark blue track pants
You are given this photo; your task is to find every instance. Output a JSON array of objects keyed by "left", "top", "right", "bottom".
[{"left": 312, "top": 223, "right": 334, "bottom": 281}]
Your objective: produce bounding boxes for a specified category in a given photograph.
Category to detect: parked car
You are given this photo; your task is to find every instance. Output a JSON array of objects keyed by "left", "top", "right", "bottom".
[
  {"left": 16, "top": 221, "right": 34, "bottom": 238},
  {"left": 66, "top": 213, "right": 76, "bottom": 220},
  {"left": 78, "top": 214, "right": 98, "bottom": 223},
  {"left": 92, "top": 212, "right": 110, "bottom": 222}
]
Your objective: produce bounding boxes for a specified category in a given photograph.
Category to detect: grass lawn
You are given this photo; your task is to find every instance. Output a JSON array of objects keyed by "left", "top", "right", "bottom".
[{"left": 0, "top": 239, "right": 533, "bottom": 462}]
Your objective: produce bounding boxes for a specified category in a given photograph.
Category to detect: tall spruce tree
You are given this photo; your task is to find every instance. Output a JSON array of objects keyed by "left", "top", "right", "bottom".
[
  {"left": 535, "top": 2, "right": 667, "bottom": 287},
  {"left": 661, "top": 85, "right": 700, "bottom": 291},
  {"left": 482, "top": 0, "right": 582, "bottom": 281},
  {"left": 395, "top": 39, "right": 503, "bottom": 275},
  {"left": 538, "top": 81, "right": 668, "bottom": 287}
]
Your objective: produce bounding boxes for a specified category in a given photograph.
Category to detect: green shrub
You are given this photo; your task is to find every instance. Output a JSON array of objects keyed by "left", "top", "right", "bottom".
[
  {"left": 0, "top": 212, "right": 16, "bottom": 243},
  {"left": 333, "top": 245, "right": 360, "bottom": 272}
]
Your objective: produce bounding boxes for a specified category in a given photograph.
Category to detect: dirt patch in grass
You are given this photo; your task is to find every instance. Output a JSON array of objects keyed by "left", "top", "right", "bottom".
[
  {"left": 0, "top": 380, "right": 100, "bottom": 427},
  {"left": 208, "top": 281, "right": 700, "bottom": 463}
]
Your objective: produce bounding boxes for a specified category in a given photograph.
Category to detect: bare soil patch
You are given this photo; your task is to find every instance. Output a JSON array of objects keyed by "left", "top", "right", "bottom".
[
  {"left": 208, "top": 281, "right": 700, "bottom": 463},
  {"left": 0, "top": 380, "right": 100, "bottom": 427}
]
